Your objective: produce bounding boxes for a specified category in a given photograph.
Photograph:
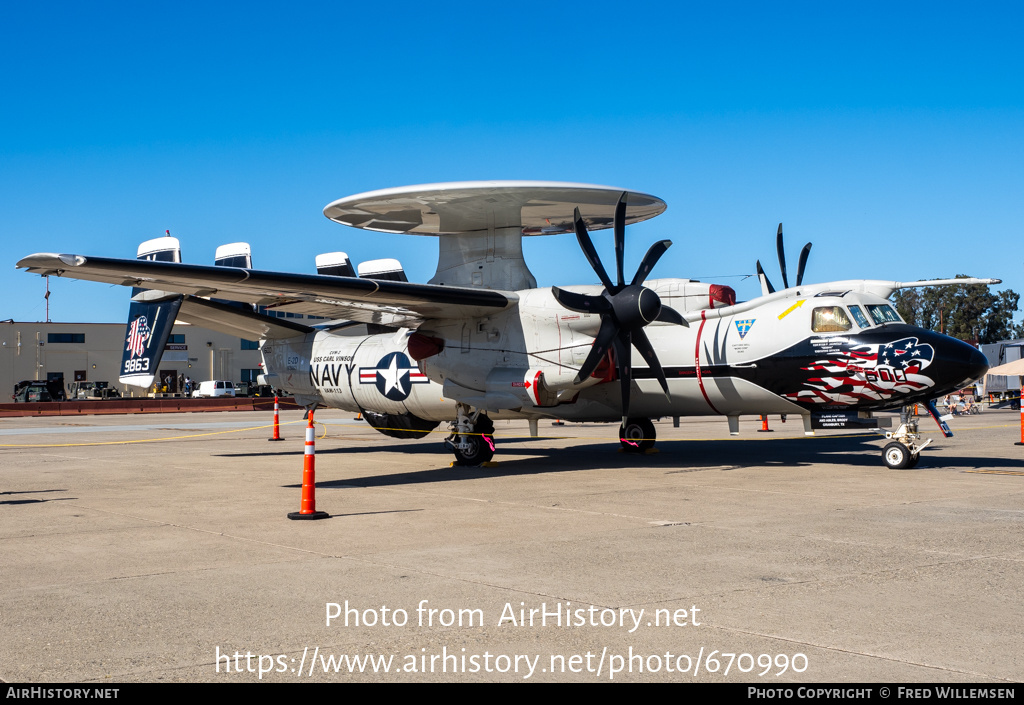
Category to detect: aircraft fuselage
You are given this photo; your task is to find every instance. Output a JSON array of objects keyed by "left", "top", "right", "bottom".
[{"left": 260, "top": 283, "right": 988, "bottom": 425}]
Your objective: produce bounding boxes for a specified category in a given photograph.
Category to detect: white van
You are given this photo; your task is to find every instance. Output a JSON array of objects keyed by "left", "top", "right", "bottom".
[{"left": 192, "top": 380, "right": 236, "bottom": 398}]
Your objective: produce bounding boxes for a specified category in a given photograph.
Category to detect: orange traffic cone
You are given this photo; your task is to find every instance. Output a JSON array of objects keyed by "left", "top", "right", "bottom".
[
  {"left": 288, "top": 411, "right": 329, "bottom": 520},
  {"left": 268, "top": 396, "right": 285, "bottom": 441},
  {"left": 758, "top": 414, "right": 773, "bottom": 432}
]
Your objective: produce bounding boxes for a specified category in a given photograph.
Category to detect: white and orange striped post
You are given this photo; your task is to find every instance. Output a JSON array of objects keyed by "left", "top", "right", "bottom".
[
  {"left": 268, "top": 396, "right": 285, "bottom": 441},
  {"left": 288, "top": 411, "right": 329, "bottom": 520},
  {"left": 1016, "top": 387, "right": 1024, "bottom": 447}
]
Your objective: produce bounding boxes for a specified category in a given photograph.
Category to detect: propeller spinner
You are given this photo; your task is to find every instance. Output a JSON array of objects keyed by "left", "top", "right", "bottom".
[{"left": 552, "top": 193, "right": 688, "bottom": 426}]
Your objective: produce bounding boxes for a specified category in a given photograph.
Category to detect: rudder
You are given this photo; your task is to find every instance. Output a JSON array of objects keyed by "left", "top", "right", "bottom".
[{"left": 119, "top": 236, "right": 185, "bottom": 389}]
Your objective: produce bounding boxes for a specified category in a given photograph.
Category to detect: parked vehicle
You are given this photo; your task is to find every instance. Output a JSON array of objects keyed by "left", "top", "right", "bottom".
[
  {"left": 12, "top": 380, "right": 66, "bottom": 403},
  {"left": 235, "top": 381, "right": 275, "bottom": 397},
  {"left": 69, "top": 381, "right": 121, "bottom": 400},
  {"left": 191, "top": 380, "right": 236, "bottom": 398}
]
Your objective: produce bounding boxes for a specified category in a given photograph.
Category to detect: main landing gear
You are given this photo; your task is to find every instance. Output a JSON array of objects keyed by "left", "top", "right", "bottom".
[
  {"left": 444, "top": 403, "right": 495, "bottom": 466},
  {"left": 620, "top": 417, "right": 656, "bottom": 452},
  {"left": 881, "top": 406, "right": 932, "bottom": 469}
]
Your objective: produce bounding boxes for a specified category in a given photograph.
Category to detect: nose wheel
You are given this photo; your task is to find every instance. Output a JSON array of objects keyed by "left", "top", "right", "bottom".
[
  {"left": 881, "top": 406, "right": 929, "bottom": 469},
  {"left": 882, "top": 441, "right": 919, "bottom": 469}
]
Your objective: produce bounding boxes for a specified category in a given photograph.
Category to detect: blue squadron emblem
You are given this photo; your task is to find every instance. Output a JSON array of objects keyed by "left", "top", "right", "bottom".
[
  {"left": 735, "top": 319, "right": 756, "bottom": 339},
  {"left": 358, "top": 352, "right": 429, "bottom": 401}
]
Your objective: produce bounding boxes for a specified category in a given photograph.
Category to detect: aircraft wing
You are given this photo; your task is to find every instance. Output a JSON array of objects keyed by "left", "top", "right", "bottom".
[
  {"left": 17, "top": 253, "right": 517, "bottom": 327},
  {"left": 176, "top": 296, "right": 317, "bottom": 340}
]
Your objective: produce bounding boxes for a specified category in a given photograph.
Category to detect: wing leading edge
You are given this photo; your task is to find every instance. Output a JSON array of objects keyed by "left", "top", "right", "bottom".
[{"left": 17, "top": 253, "right": 517, "bottom": 327}]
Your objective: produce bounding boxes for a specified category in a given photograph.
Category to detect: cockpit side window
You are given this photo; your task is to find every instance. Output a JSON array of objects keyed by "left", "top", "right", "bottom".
[
  {"left": 812, "top": 306, "right": 853, "bottom": 332},
  {"left": 867, "top": 304, "right": 902, "bottom": 325},
  {"left": 848, "top": 305, "right": 871, "bottom": 329}
]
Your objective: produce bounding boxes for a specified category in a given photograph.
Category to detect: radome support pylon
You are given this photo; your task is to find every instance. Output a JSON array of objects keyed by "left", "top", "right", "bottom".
[
  {"left": 268, "top": 396, "right": 285, "bottom": 441},
  {"left": 288, "top": 411, "right": 329, "bottom": 520}
]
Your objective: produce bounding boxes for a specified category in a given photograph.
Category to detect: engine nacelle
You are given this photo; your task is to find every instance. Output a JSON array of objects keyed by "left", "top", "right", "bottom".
[
  {"left": 647, "top": 279, "right": 735, "bottom": 312},
  {"left": 290, "top": 330, "right": 453, "bottom": 422}
]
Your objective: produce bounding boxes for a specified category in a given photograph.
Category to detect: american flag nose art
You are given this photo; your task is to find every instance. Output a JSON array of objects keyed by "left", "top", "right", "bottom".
[{"left": 784, "top": 337, "right": 936, "bottom": 405}]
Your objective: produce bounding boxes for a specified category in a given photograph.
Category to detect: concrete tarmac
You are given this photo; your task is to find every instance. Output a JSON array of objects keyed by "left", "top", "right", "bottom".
[{"left": 1, "top": 409, "right": 1022, "bottom": 683}]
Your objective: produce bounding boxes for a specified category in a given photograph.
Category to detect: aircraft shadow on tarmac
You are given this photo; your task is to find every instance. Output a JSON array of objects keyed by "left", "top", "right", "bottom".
[
  {"left": 264, "top": 433, "right": 1024, "bottom": 490},
  {"left": 0, "top": 489, "right": 74, "bottom": 506}
]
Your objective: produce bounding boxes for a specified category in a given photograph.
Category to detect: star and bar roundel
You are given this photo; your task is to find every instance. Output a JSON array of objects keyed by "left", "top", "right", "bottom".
[{"left": 359, "top": 352, "right": 429, "bottom": 401}]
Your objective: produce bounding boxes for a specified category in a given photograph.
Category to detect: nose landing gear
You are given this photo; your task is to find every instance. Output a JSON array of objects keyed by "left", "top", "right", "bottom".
[
  {"left": 882, "top": 440, "right": 918, "bottom": 469},
  {"left": 881, "top": 405, "right": 932, "bottom": 469}
]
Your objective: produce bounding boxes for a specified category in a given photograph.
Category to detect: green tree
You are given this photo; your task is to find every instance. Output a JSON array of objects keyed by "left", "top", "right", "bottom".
[{"left": 890, "top": 276, "right": 1023, "bottom": 344}]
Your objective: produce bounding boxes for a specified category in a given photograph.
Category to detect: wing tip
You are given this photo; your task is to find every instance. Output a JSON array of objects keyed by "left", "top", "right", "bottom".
[{"left": 16, "top": 253, "right": 85, "bottom": 271}]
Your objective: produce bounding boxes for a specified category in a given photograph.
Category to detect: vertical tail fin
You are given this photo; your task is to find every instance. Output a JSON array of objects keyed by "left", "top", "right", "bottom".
[
  {"left": 214, "top": 242, "right": 252, "bottom": 268},
  {"left": 357, "top": 258, "right": 408, "bottom": 282},
  {"left": 119, "top": 236, "right": 184, "bottom": 389},
  {"left": 356, "top": 259, "right": 407, "bottom": 334},
  {"left": 212, "top": 242, "right": 256, "bottom": 312},
  {"left": 316, "top": 251, "right": 357, "bottom": 277}
]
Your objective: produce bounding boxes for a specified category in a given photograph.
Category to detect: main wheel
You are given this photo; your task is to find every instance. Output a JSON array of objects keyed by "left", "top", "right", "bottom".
[
  {"left": 882, "top": 441, "right": 913, "bottom": 469},
  {"left": 451, "top": 415, "right": 495, "bottom": 466},
  {"left": 475, "top": 415, "right": 495, "bottom": 437},
  {"left": 453, "top": 436, "right": 494, "bottom": 466},
  {"left": 619, "top": 417, "right": 656, "bottom": 452}
]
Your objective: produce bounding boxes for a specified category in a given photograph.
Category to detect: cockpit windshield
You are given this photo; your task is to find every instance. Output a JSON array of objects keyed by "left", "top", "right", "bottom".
[
  {"left": 867, "top": 304, "right": 902, "bottom": 325},
  {"left": 812, "top": 306, "right": 853, "bottom": 332},
  {"left": 847, "top": 304, "right": 871, "bottom": 329}
]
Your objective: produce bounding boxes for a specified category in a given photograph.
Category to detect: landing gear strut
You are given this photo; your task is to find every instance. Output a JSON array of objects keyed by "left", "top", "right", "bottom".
[
  {"left": 881, "top": 406, "right": 931, "bottom": 469},
  {"left": 620, "top": 417, "right": 656, "bottom": 452},
  {"left": 445, "top": 403, "right": 495, "bottom": 466}
]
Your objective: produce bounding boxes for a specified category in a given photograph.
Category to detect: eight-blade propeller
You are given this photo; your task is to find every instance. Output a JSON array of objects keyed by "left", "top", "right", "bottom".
[
  {"left": 756, "top": 223, "right": 813, "bottom": 295},
  {"left": 552, "top": 192, "right": 688, "bottom": 426}
]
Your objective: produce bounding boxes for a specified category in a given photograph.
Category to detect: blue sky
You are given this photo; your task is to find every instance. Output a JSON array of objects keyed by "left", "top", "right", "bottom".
[{"left": 3, "top": 1, "right": 1022, "bottom": 325}]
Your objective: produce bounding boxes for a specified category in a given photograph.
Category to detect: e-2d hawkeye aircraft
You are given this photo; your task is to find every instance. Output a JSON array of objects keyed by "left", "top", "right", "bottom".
[{"left": 17, "top": 181, "right": 995, "bottom": 469}]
